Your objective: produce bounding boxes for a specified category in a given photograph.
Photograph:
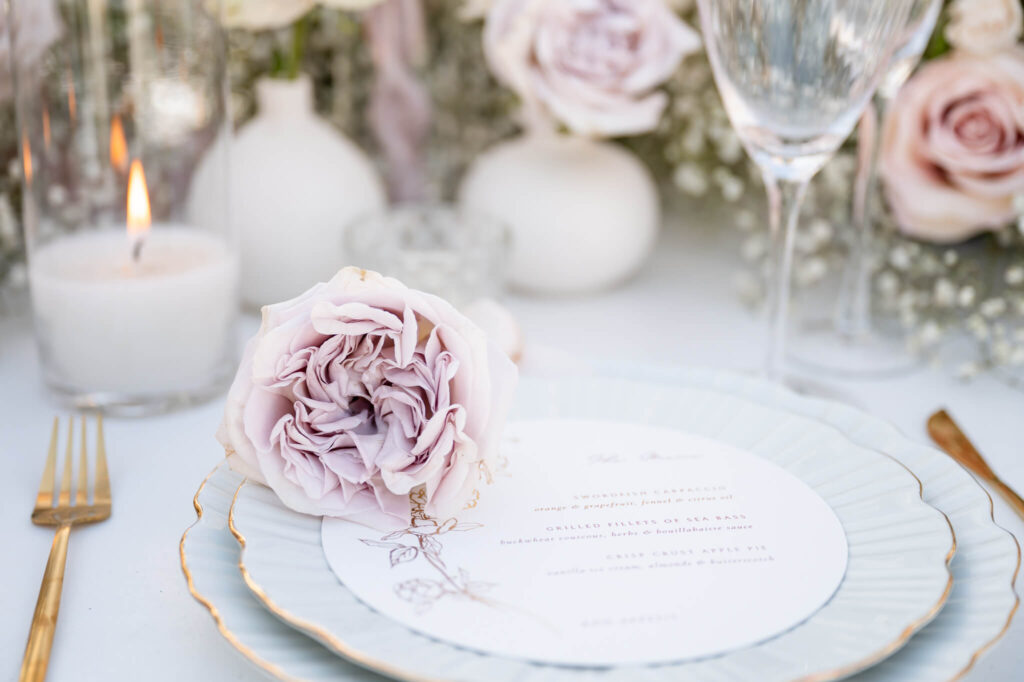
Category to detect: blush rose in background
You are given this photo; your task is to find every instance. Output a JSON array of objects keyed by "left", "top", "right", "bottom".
[
  {"left": 483, "top": 0, "right": 700, "bottom": 136},
  {"left": 459, "top": 0, "right": 700, "bottom": 295},
  {"left": 218, "top": 267, "right": 518, "bottom": 529},
  {"left": 879, "top": 0, "right": 1024, "bottom": 243}
]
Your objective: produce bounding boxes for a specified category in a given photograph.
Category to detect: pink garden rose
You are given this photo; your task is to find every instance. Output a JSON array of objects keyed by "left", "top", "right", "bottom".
[
  {"left": 484, "top": 0, "right": 700, "bottom": 137},
  {"left": 880, "top": 50, "right": 1024, "bottom": 243},
  {"left": 218, "top": 267, "right": 518, "bottom": 528}
]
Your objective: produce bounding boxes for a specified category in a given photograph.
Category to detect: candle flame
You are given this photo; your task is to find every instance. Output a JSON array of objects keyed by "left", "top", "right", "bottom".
[
  {"left": 21, "top": 133, "right": 32, "bottom": 185},
  {"left": 110, "top": 116, "right": 128, "bottom": 171},
  {"left": 127, "top": 159, "right": 151, "bottom": 238}
]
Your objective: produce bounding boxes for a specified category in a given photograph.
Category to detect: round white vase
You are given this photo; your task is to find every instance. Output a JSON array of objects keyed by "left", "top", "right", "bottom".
[
  {"left": 458, "top": 133, "right": 660, "bottom": 295},
  {"left": 194, "top": 76, "right": 386, "bottom": 308}
]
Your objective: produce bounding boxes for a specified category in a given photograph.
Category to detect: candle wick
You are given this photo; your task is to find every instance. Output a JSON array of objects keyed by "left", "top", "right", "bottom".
[{"left": 131, "top": 238, "right": 144, "bottom": 263}]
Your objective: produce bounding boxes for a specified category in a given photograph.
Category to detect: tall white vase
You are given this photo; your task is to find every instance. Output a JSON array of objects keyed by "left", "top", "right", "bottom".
[
  {"left": 458, "top": 133, "right": 660, "bottom": 295},
  {"left": 197, "top": 76, "right": 386, "bottom": 308}
]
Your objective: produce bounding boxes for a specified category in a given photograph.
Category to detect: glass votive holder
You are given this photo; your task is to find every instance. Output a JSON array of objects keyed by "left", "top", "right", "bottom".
[
  {"left": 345, "top": 204, "right": 510, "bottom": 307},
  {"left": 11, "top": 0, "right": 238, "bottom": 415}
]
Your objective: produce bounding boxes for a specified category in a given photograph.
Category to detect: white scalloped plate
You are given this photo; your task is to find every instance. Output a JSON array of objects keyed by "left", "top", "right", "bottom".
[
  {"left": 179, "top": 369, "right": 1019, "bottom": 681},
  {"left": 179, "top": 464, "right": 389, "bottom": 681},
  {"left": 228, "top": 377, "right": 955, "bottom": 682}
]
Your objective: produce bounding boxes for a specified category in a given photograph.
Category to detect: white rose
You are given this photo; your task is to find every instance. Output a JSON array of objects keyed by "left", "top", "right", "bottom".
[
  {"left": 946, "top": 0, "right": 1023, "bottom": 55},
  {"left": 219, "top": 0, "right": 315, "bottom": 30},
  {"left": 220, "top": 0, "right": 384, "bottom": 30},
  {"left": 459, "top": 0, "right": 493, "bottom": 21},
  {"left": 321, "top": 0, "right": 388, "bottom": 9}
]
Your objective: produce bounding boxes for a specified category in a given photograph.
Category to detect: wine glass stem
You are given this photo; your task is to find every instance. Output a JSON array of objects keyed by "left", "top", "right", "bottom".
[
  {"left": 835, "top": 99, "right": 885, "bottom": 340},
  {"left": 763, "top": 174, "right": 810, "bottom": 381}
]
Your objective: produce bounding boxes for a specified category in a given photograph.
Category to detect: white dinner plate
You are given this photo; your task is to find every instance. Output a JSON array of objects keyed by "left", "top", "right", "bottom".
[
  {"left": 179, "top": 369, "right": 1019, "bottom": 682},
  {"left": 227, "top": 377, "right": 954, "bottom": 681}
]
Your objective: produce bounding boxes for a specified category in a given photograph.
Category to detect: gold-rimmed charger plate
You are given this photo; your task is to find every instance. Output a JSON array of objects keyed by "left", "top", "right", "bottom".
[{"left": 226, "top": 377, "right": 955, "bottom": 681}]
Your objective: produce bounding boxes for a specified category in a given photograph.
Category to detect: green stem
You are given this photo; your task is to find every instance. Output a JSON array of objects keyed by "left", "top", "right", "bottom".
[{"left": 286, "top": 13, "right": 309, "bottom": 80}]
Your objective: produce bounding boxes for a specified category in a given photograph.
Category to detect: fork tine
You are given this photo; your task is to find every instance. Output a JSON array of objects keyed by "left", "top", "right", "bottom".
[
  {"left": 94, "top": 413, "right": 110, "bottom": 506},
  {"left": 76, "top": 416, "right": 89, "bottom": 506},
  {"left": 58, "top": 417, "right": 73, "bottom": 507},
  {"left": 35, "top": 417, "right": 59, "bottom": 509}
]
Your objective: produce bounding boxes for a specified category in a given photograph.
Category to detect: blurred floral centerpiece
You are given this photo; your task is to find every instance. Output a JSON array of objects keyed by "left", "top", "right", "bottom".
[{"left": 0, "top": 0, "right": 1021, "bottom": 383}]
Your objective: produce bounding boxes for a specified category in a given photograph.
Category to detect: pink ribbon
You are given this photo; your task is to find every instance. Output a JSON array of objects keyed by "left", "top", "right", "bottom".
[{"left": 365, "top": 0, "right": 432, "bottom": 203}]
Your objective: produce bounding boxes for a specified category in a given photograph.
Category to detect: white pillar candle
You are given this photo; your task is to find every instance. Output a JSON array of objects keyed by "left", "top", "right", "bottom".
[{"left": 29, "top": 226, "right": 238, "bottom": 395}]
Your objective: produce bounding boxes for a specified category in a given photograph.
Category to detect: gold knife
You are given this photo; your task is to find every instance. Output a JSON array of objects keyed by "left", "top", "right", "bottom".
[{"left": 928, "top": 409, "right": 1024, "bottom": 521}]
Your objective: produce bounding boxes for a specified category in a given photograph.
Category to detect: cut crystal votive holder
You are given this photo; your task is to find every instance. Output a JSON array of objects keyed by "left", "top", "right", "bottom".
[{"left": 345, "top": 203, "right": 510, "bottom": 307}]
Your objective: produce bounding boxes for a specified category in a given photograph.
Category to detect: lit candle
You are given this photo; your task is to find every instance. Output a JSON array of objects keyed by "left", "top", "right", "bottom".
[{"left": 29, "top": 160, "right": 238, "bottom": 399}]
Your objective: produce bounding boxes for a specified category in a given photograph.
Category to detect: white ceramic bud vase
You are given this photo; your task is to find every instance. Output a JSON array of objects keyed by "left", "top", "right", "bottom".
[
  {"left": 458, "top": 133, "right": 660, "bottom": 295},
  {"left": 195, "top": 76, "right": 386, "bottom": 308}
]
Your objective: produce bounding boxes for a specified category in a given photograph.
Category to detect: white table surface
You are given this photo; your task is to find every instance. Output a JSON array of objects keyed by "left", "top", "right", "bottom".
[{"left": 1, "top": 222, "right": 1022, "bottom": 681}]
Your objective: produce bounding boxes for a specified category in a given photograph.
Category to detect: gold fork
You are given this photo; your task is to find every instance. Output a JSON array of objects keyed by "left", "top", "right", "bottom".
[
  {"left": 928, "top": 409, "right": 1024, "bottom": 521},
  {"left": 20, "top": 415, "right": 111, "bottom": 682}
]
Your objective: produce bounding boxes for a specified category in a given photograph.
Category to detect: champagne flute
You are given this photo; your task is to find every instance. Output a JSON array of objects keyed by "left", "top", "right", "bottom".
[
  {"left": 793, "top": 0, "right": 940, "bottom": 377},
  {"left": 695, "top": 0, "right": 914, "bottom": 381}
]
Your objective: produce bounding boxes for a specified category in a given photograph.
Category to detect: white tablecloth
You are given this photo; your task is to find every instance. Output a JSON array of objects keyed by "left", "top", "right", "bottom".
[{"left": 2, "top": 224, "right": 1022, "bottom": 681}]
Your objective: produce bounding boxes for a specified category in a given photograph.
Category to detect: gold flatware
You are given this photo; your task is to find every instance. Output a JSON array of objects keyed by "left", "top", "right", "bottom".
[
  {"left": 20, "top": 415, "right": 112, "bottom": 682},
  {"left": 927, "top": 409, "right": 1024, "bottom": 521}
]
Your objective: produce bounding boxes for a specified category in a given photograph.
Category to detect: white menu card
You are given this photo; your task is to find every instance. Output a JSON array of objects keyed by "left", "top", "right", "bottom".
[{"left": 322, "top": 420, "right": 848, "bottom": 666}]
